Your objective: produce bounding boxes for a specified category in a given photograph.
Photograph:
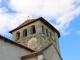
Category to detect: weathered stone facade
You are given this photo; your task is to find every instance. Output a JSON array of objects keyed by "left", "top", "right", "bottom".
[
  {"left": 12, "top": 20, "right": 60, "bottom": 52},
  {"left": 9, "top": 17, "right": 62, "bottom": 60}
]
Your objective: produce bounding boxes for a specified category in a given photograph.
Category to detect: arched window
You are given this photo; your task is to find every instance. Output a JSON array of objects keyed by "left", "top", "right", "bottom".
[
  {"left": 16, "top": 32, "right": 20, "bottom": 40},
  {"left": 42, "top": 26, "right": 45, "bottom": 34},
  {"left": 31, "top": 25, "right": 36, "bottom": 34},
  {"left": 23, "top": 29, "right": 27, "bottom": 37},
  {"left": 46, "top": 29, "right": 49, "bottom": 37}
]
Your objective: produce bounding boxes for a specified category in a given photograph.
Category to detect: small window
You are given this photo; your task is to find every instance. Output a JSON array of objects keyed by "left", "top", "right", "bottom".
[
  {"left": 42, "top": 26, "right": 45, "bottom": 34},
  {"left": 31, "top": 25, "right": 36, "bottom": 34},
  {"left": 23, "top": 29, "right": 27, "bottom": 37},
  {"left": 50, "top": 32, "right": 52, "bottom": 38},
  {"left": 46, "top": 29, "right": 49, "bottom": 37},
  {"left": 16, "top": 32, "right": 20, "bottom": 40},
  {"left": 33, "top": 26, "right": 35, "bottom": 34}
]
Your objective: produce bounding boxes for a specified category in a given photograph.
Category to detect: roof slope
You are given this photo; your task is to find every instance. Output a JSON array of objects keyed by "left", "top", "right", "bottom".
[
  {"left": 0, "top": 35, "right": 35, "bottom": 52},
  {"left": 19, "top": 19, "right": 36, "bottom": 28},
  {"left": 9, "top": 17, "right": 60, "bottom": 37},
  {"left": 21, "top": 43, "right": 52, "bottom": 59},
  {"left": 21, "top": 43, "right": 63, "bottom": 60}
]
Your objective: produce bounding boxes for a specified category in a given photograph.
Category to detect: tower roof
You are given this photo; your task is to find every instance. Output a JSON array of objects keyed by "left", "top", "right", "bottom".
[
  {"left": 9, "top": 17, "right": 60, "bottom": 37},
  {"left": 19, "top": 19, "right": 36, "bottom": 28}
]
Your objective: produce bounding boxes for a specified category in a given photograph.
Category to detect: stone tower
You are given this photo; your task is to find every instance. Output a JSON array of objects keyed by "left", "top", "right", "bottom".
[{"left": 9, "top": 17, "right": 60, "bottom": 53}]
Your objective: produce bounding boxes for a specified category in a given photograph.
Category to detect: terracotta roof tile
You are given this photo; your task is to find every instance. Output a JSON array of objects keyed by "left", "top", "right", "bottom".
[
  {"left": 21, "top": 43, "right": 63, "bottom": 60},
  {"left": 21, "top": 50, "right": 40, "bottom": 59},
  {"left": 23, "top": 50, "right": 39, "bottom": 57},
  {"left": 9, "top": 19, "right": 36, "bottom": 33},
  {"left": 21, "top": 44, "right": 52, "bottom": 59},
  {"left": 19, "top": 19, "right": 36, "bottom": 28}
]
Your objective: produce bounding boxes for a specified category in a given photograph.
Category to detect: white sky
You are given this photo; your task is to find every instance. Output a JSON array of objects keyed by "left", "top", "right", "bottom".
[{"left": 0, "top": 0, "right": 80, "bottom": 36}]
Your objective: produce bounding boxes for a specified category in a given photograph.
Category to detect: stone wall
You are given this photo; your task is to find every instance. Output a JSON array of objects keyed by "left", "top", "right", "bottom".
[
  {"left": 43, "top": 44, "right": 62, "bottom": 60},
  {"left": 12, "top": 20, "right": 40, "bottom": 46},
  {"left": 12, "top": 20, "right": 60, "bottom": 52}
]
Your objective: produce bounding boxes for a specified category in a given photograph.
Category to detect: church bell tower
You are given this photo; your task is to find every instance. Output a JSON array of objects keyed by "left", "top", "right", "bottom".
[{"left": 9, "top": 17, "right": 60, "bottom": 53}]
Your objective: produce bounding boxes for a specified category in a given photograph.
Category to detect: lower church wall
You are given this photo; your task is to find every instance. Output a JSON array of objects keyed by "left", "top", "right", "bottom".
[
  {"left": 0, "top": 39, "right": 31, "bottom": 60},
  {"left": 43, "top": 44, "right": 62, "bottom": 60}
]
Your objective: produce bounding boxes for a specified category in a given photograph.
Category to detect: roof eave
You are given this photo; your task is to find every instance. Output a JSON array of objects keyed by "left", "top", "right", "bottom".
[
  {"left": 9, "top": 19, "right": 38, "bottom": 33},
  {"left": 9, "top": 17, "right": 60, "bottom": 38},
  {"left": 0, "top": 35, "right": 35, "bottom": 52},
  {"left": 38, "top": 17, "right": 60, "bottom": 38}
]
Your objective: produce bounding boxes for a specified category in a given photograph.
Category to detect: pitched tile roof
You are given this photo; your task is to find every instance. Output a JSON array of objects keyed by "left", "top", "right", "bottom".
[
  {"left": 18, "top": 19, "right": 36, "bottom": 28},
  {"left": 9, "top": 17, "right": 60, "bottom": 37},
  {"left": 9, "top": 19, "right": 36, "bottom": 33},
  {"left": 21, "top": 43, "right": 52, "bottom": 59},
  {"left": 21, "top": 43, "right": 63, "bottom": 60},
  {"left": 0, "top": 35, "right": 35, "bottom": 52}
]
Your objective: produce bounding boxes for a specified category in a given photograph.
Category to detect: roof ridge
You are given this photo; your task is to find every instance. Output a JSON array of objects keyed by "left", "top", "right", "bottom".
[
  {"left": 19, "top": 19, "right": 35, "bottom": 27},
  {"left": 0, "top": 34, "right": 35, "bottom": 52},
  {"left": 9, "top": 18, "right": 37, "bottom": 33},
  {"left": 9, "top": 17, "right": 60, "bottom": 37},
  {"left": 21, "top": 43, "right": 52, "bottom": 59},
  {"left": 0, "top": 34, "right": 11, "bottom": 40}
]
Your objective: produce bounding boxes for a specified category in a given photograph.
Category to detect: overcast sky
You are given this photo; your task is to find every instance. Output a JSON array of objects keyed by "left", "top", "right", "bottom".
[{"left": 0, "top": 0, "right": 80, "bottom": 60}]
